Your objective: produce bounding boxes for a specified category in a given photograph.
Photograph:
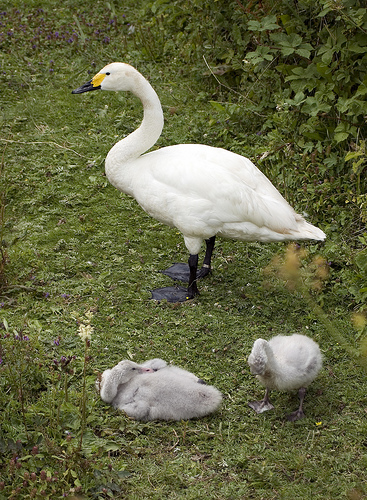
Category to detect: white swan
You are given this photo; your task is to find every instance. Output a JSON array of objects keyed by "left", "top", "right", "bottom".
[
  {"left": 97, "top": 359, "right": 222, "bottom": 421},
  {"left": 247, "top": 334, "right": 322, "bottom": 421},
  {"left": 72, "top": 62, "right": 326, "bottom": 302}
]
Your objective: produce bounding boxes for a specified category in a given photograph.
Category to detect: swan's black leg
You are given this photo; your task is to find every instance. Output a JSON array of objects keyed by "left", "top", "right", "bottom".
[
  {"left": 152, "top": 236, "right": 215, "bottom": 301},
  {"left": 248, "top": 388, "right": 275, "bottom": 414},
  {"left": 187, "top": 253, "right": 199, "bottom": 298},
  {"left": 286, "top": 387, "right": 306, "bottom": 421},
  {"left": 161, "top": 236, "right": 216, "bottom": 282},
  {"left": 197, "top": 236, "right": 216, "bottom": 279},
  {"left": 151, "top": 253, "right": 199, "bottom": 302}
]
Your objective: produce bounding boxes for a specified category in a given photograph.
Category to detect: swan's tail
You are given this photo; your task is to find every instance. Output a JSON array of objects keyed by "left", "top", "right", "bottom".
[{"left": 293, "top": 217, "right": 326, "bottom": 241}]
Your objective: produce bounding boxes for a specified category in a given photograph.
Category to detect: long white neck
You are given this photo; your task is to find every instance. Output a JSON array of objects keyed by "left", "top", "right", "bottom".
[{"left": 105, "top": 70, "right": 164, "bottom": 191}]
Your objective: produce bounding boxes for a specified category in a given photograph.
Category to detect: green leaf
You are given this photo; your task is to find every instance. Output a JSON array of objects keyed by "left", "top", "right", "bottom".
[
  {"left": 333, "top": 122, "right": 355, "bottom": 143},
  {"left": 348, "top": 42, "right": 367, "bottom": 53},
  {"left": 280, "top": 14, "right": 293, "bottom": 34},
  {"left": 296, "top": 47, "right": 312, "bottom": 58},
  {"left": 248, "top": 15, "right": 279, "bottom": 32},
  {"left": 318, "top": 7, "right": 333, "bottom": 17},
  {"left": 352, "top": 158, "right": 366, "bottom": 174},
  {"left": 355, "top": 82, "right": 367, "bottom": 98},
  {"left": 320, "top": 48, "right": 335, "bottom": 65},
  {"left": 356, "top": 250, "right": 367, "bottom": 271},
  {"left": 247, "top": 20, "right": 261, "bottom": 31},
  {"left": 334, "top": 132, "right": 350, "bottom": 143},
  {"left": 345, "top": 150, "right": 364, "bottom": 161},
  {"left": 103, "top": 441, "right": 121, "bottom": 452},
  {"left": 245, "top": 46, "right": 274, "bottom": 65},
  {"left": 209, "top": 101, "right": 226, "bottom": 113},
  {"left": 294, "top": 91, "right": 305, "bottom": 104},
  {"left": 118, "top": 470, "right": 131, "bottom": 478}
]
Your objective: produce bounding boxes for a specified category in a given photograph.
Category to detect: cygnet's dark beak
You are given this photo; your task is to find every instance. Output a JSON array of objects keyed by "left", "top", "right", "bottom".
[
  {"left": 72, "top": 80, "right": 101, "bottom": 94},
  {"left": 250, "top": 366, "right": 262, "bottom": 375}
]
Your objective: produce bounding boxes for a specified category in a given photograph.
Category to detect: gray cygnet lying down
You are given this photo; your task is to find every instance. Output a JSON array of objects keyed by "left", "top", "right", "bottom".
[{"left": 98, "top": 358, "right": 222, "bottom": 421}]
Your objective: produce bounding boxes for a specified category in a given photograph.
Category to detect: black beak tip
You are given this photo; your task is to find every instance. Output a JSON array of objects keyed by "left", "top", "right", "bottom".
[{"left": 71, "top": 80, "right": 100, "bottom": 94}]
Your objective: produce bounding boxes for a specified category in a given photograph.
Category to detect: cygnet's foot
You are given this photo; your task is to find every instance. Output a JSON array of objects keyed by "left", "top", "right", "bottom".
[
  {"left": 151, "top": 286, "right": 194, "bottom": 302},
  {"left": 248, "top": 400, "right": 275, "bottom": 414},
  {"left": 286, "top": 409, "right": 305, "bottom": 422},
  {"left": 161, "top": 263, "right": 211, "bottom": 282}
]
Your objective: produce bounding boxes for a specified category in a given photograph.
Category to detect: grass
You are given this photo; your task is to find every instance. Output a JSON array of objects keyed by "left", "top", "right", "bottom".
[{"left": 1, "top": 1, "right": 367, "bottom": 499}]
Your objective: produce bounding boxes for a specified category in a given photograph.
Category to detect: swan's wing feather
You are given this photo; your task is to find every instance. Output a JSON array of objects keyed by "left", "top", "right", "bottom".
[{"left": 132, "top": 144, "right": 301, "bottom": 236}]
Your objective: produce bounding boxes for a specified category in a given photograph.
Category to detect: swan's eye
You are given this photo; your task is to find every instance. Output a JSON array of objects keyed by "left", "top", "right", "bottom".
[{"left": 105, "top": 72, "right": 110, "bottom": 76}]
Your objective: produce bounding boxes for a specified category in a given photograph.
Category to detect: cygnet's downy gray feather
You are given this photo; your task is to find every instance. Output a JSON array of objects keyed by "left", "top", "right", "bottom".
[
  {"left": 98, "top": 359, "right": 222, "bottom": 421},
  {"left": 248, "top": 334, "right": 322, "bottom": 421}
]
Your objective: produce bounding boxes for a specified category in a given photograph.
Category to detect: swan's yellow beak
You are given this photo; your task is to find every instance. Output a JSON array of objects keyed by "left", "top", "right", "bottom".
[
  {"left": 91, "top": 72, "right": 106, "bottom": 87},
  {"left": 72, "top": 72, "right": 106, "bottom": 94}
]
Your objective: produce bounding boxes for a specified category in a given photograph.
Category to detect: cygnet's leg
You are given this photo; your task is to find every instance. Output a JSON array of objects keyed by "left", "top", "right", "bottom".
[
  {"left": 286, "top": 387, "right": 306, "bottom": 422},
  {"left": 248, "top": 388, "right": 275, "bottom": 414}
]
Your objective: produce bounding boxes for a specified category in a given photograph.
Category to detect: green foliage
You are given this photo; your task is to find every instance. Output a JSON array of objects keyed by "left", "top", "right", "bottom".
[
  {"left": 0, "top": 314, "right": 108, "bottom": 498},
  {"left": 350, "top": 246, "right": 367, "bottom": 312},
  {"left": 141, "top": 0, "right": 367, "bottom": 142}
]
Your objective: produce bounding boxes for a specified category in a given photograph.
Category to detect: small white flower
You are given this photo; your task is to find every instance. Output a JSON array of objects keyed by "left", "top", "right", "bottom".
[
  {"left": 78, "top": 323, "right": 93, "bottom": 341},
  {"left": 85, "top": 310, "right": 94, "bottom": 321}
]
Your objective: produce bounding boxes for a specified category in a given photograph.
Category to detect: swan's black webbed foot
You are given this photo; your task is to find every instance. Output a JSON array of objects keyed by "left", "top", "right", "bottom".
[
  {"left": 160, "top": 236, "right": 215, "bottom": 283},
  {"left": 248, "top": 399, "right": 275, "bottom": 414},
  {"left": 161, "top": 263, "right": 191, "bottom": 282},
  {"left": 161, "top": 262, "right": 211, "bottom": 282},
  {"left": 151, "top": 286, "right": 194, "bottom": 303},
  {"left": 249, "top": 389, "right": 274, "bottom": 413}
]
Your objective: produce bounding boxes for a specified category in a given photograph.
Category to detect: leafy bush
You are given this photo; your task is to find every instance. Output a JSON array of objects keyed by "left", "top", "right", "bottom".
[{"left": 143, "top": 0, "right": 367, "bottom": 143}]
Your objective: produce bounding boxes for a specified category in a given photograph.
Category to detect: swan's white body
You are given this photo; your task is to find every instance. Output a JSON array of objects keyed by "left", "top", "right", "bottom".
[
  {"left": 108, "top": 143, "right": 325, "bottom": 253},
  {"left": 98, "top": 359, "right": 222, "bottom": 421},
  {"left": 248, "top": 334, "right": 322, "bottom": 420},
  {"left": 73, "top": 63, "right": 325, "bottom": 299}
]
